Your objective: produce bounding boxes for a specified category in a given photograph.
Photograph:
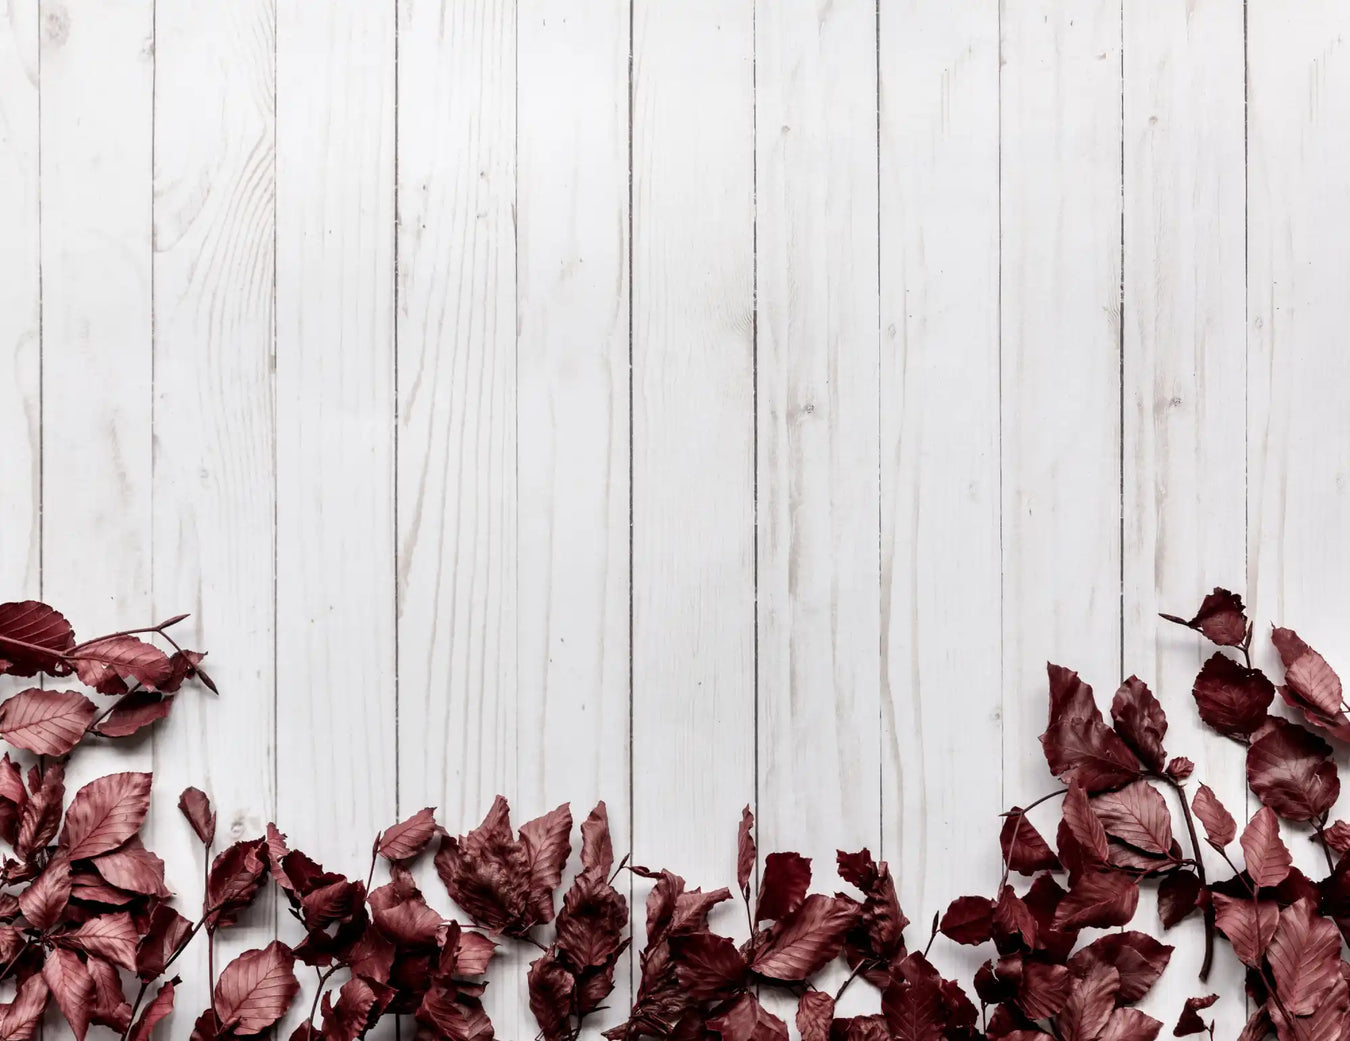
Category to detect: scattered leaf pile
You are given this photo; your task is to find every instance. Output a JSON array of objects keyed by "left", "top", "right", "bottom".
[{"left": 4, "top": 589, "right": 1350, "bottom": 1041}]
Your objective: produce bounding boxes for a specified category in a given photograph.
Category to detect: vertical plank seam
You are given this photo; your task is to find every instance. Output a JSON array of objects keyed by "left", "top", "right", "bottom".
[
  {"left": 37, "top": 0, "right": 44, "bottom": 601},
  {"left": 1241, "top": 3, "right": 1251, "bottom": 1019},
  {"left": 1118, "top": 0, "right": 1126, "bottom": 678},
  {"left": 512, "top": 0, "right": 521, "bottom": 805},
  {"left": 996, "top": 0, "right": 1006, "bottom": 824},
  {"left": 626, "top": 0, "right": 636, "bottom": 1003},
  {"left": 270, "top": 0, "right": 281, "bottom": 945},
  {"left": 150, "top": 0, "right": 158, "bottom": 619},
  {"left": 750, "top": 0, "right": 761, "bottom": 879},
  {"left": 874, "top": 0, "right": 883, "bottom": 859},
  {"left": 392, "top": 0, "right": 401, "bottom": 824}
]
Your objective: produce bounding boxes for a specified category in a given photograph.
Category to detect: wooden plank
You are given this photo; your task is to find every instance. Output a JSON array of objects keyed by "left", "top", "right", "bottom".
[
  {"left": 0, "top": 0, "right": 39, "bottom": 595},
  {"left": 631, "top": 0, "right": 755, "bottom": 919},
  {"left": 152, "top": 0, "right": 277, "bottom": 1026},
  {"left": 1121, "top": 0, "right": 1246, "bottom": 1027},
  {"left": 753, "top": 0, "right": 879, "bottom": 941},
  {"left": 394, "top": 0, "right": 517, "bottom": 1033},
  {"left": 999, "top": 0, "right": 1122, "bottom": 852},
  {"left": 1247, "top": 3, "right": 1350, "bottom": 861},
  {"left": 275, "top": 0, "right": 396, "bottom": 882},
  {"left": 877, "top": 0, "right": 1001, "bottom": 983},
  {"left": 515, "top": 2, "right": 631, "bottom": 1026}
]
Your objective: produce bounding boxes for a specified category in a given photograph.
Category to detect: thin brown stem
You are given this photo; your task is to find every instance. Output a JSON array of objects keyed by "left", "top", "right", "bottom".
[{"left": 1163, "top": 775, "right": 1214, "bottom": 981}]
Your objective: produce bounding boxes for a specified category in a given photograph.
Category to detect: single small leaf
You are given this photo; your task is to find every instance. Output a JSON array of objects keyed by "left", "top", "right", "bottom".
[
  {"left": 1111, "top": 676, "right": 1168, "bottom": 772},
  {"left": 178, "top": 787, "right": 216, "bottom": 846},
  {"left": 940, "top": 895, "right": 995, "bottom": 946},
  {"left": 1091, "top": 780, "right": 1173, "bottom": 855},
  {"left": 1240, "top": 806, "right": 1291, "bottom": 887},
  {"left": 213, "top": 940, "right": 300, "bottom": 1034},
  {"left": 0, "top": 601, "right": 76, "bottom": 676},
  {"left": 1266, "top": 898, "right": 1341, "bottom": 1015},
  {"left": 1000, "top": 809, "right": 1063, "bottom": 874},
  {"left": 1191, "top": 784, "right": 1236, "bottom": 848},
  {"left": 0, "top": 689, "right": 96, "bottom": 755},
  {"left": 128, "top": 979, "right": 176, "bottom": 1041},
  {"left": 73, "top": 636, "right": 172, "bottom": 692},
  {"left": 1063, "top": 783, "right": 1110, "bottom": 862},
  {"left": 1191, "top": 653, "right": 1274, "bottom": 739},
  {"left": 750, "top": 893, "right": 859, "bottom": 981},
  {"left": 1247, "top": 717, "right": 1339, "bottom": 821},
  {"left": 755, "top": 851, "right": 811, "bottom": 923},
  {"left": 1174, "top": 996, "right": 1218, "bottom": 1037},
  {"left": 1161, "top": 588, "right": 1248, "bottom": 646},
  {"left": 20, "top": 856, "right": 71, "bottom": 931},
  {"left": 43, "top": 946, "right": 95, "bottom": 1041},
  {"left": 62, "top": 912, "right": 139, "bottom": 971},
  {"left": 60, "top": 772, "right": 153, "bottom": 859},
  {"left": 94, "top": 692, "right": 175, "bottom": 738},
  {"left": 737, "top": 806, "right": 755, "bottom": 900},
  {"left": 1211, "top": 892, "right": 1278, "bottom": 966},
  {"left": 378, "top": 807, "right": 437, "bottom": 862}
]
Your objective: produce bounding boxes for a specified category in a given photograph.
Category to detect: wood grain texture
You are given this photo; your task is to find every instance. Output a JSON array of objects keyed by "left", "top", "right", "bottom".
[
  {"left": 753, "top": 0, "right": 880, "bottom": 947},
  {"left": 0, "top": 0, "right": 39, "bottom": 596},
  {"left": 515, "top": 3, "right": 632, "bottom": 1026},
  {"left": 877, "top": 0, "right": 1001, "bottom": 982},
  {"left": 1121, "top": 0, "right": 1246, "bottom": 1026},
  {"left": 151, "top": 0, "right": 277, "bottom": 1027},
  {"left": 275, "top": 0, "right": 396, "bottom": 873},
  {"left": 1247, "top": 2, "right": 1350, "bottom": 862},
  {"left": 631, "top": 0, "right": 755, "bottom": 916},
  {"left": 1000, "top": 0, "right": 1123, "bottom": 810},
  {"left": 395, "top": 0, "right": 519, "bottom": 1034}
]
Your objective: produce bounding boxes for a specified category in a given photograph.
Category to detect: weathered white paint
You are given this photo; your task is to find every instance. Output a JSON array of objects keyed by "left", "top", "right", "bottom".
[{"left": 0, "top": 1, "right": 1342, "bottom": 1036}]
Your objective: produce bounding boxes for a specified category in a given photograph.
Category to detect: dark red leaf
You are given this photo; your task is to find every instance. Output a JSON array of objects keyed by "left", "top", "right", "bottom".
[
  {"left": 73, "top": 636, "right": 172, "bottom": 693},
  {"left": 60, "top": 771, "right": 153, "bottom": 859},
  {"left": 136, "top": 904, "right": 194, "bottom": 980},
  {"left": 62, "top": 911, "right": 139, "bottom": 970},
  {"left": 1211, "top": 892, "right": 1278, "bottom": 966},
  {"left": 206, "top": 838, "right": 268, "bottom": 930},
  {"left": 177, "top": 787, "right": 216, "bottom": 846},
  {"left": 1068, "top": 932, "right": 1172, "bottom": 1003},
  {"left": 751, "top": 893, "right": 859, "bottom": 981},
  {"left": 1000, "top": 809, "right": 1062, "bottom": 874},
  {"left": 1063, "top": 783, "right": 1110, "bottom": 862},
  {"left": 1324, "top": 820, "right": 1350, "bottom": 853},
  {"left": 20, "top": 855, "right": 70, "bottom": 930},
  {"left": 579, "top": 801, "right": 614, "bottom": 879},
  {"left": 1247, "top": 717, "right": 1340, "bottom": 821},
  {"left": 1059, "top": 964, "right": 1119, "bottom": 1041},
  {"left": 1165, "top": 757, "right": 1194, "bottom": 783},
  {"left": 1271, "top": 628, "right": 1350, "bottom": 737},
  {"left": 95, "top": 692, "right": 175, "bottom": 738},
  {"left": 797, "top": 991, "right": 835, "bottom": 1041},
  {"left": 1191, "top": 653, "right": 1274, "bottom": 739},
  {"left": 1191, "top": 784, "right": 1236, "bottom": 848},
  {"left": 940, "top": 895, "right": 995, "bottom": 946},
  {"left": 0, "top": 601, "right": 75, "bottom": 676},
  {"left": 129, "top": 979, "right": 176, "bottom": 1041},
  {"left": 1091, "top": 780, "right": 1172, "bottom": 855},
  {"left": 1054, "top": 870, "right": 1139, "bottom": 930},
  {"left": 1267, "top": 898, "right": 1341, "bottom": 1015},
  {"left": 1157, "top": 870, "right": 1201, "bottom": 928},
  {"left": 17, "top": 760, "right": 64, "bottom": 857},
  {"left": 737, "top": 805, "right": 755, "bottom": 900},
  {"left": 755, "top": 851, "right": 810, "bottom": 923},
  {"left": 1240, "top": 806, "right": 1291, "bottom": 887},
  {"left": 214, "top": 941, "right": 300, "bottom": 1034},
  {"left": 1111, "top": 676, "right": 1168, "bottom": 772},
  {"left": 1042, "top": 711, "right": 1142, "bottom": 793},
  {"left": 0, "top": 973, "right": 50, "bottom": 1040},
  {"left": 320, "top": 976, "right": 378, "bottom": 1041},
  {"left": 1017, "top": 960, "right": 1071, "bottom": 1018},
  {"left": 709, "top": 993, "right": 789, "bottom": 1041},
  {"left": 1161, "top": 588, "right": 1248, "bottom": 646},
  {"left": 94, "top": 836, "right": 171, "bottom": 897},
  {"left": 379, "top": 807, "right": 437, "bottom": 862},
  {"left": 1097, "top": 1008, "right": 1162, "bottom": 1041},
  {"left": 555, "top": 871, "right": 627, "bottom": 970},
  {"left": 1174, "top": 996, "right": 1218, "bottom": 1037},
  {"left": 670, "top": 931, "right": 748, "bottom": 999},
  {"left": 0, "top": 689, "right": 96, "bottom": 755},
  {"left": 519, "top": 803, "right": 572, "bottom": 925},
  {"left": 44, "top": 946, "right": 96, "bottom": 1041},
  {"left": 528, "top": 949, "right": 574, "bottom": 1041},
  {"left": 882, "top": 976, "right": 944, "bottom": 1041}
]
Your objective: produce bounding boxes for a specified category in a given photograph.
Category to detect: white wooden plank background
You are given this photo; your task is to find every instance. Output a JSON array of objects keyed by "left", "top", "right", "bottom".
[{"left": 2, "top": 2, "right": 1346, "bottom": 1037}]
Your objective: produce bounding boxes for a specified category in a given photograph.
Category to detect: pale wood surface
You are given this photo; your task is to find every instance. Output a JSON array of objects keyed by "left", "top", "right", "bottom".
[{"left": 0, "top": 2, "right": 1344, "bottom": 1037}]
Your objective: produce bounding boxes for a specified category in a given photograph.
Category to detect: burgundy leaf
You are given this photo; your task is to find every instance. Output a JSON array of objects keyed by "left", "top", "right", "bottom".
[
  {"left": 0, "top": 601, "right": 75, "bottom": 676},
  {"left": 206, "top": 838, "right": 267, "bottom": 930},
  {"left": 60, "top": 771, "right": 153, "bottom": 859},
  {"left": 1240, "top": 806, "right": 1291, "bottom": 887},
  {"left": 1247, "top": 717, "right": 1340, "bottom": 821},
  {"left": 1266, "top": 898, "right": 1341, "bottom": 1015},
  {"left": 1000, "top": 809, "right": 1063, "bottom": 874},
  {"left": 1063, "top": 783, "right": 1110, "bottom": 862},
  {"left": 940, "top": 895, "right": 995, "bottom": 946},
  {"left": 320, "top": 976, "right": 378, "bottom": 1041},
  {"left": 62, "top": 912, "right": 139, "bottom": 971},
  {"left": 94, "top": 835, "right": 171, "bottom": 897},
  {"left": 1111, "top": 676, "right": 1168, "bottom": 772},
  {"left": 519, "top": 802, "right": 572, "bottom": 925},
  {"left": 43, "top": 946, "right": 96, "bottom": 1041},
  {"left": 708, "top": 993, "right": 789, "bottom": 1041},
  {"left": 214, "top": 940, "right": 300, "bottom": 1034},
  {"left": 1325, "top": 820, "right": 1350, "bottom": 853},
  {"left": 0, "top": 689, "right": 96, "bottom": 755},
  {"left": 20, "top": 856, "right": 71, "bottom": 930},
  {"left": 129, "top": 979, "right": 176, "bottom": 1041},
  {"left": 1161, "top": 588, "right": 1248, "bottom": 646},
  {"left": 555, "top": 871, "right": 628, "bottom": 970},
  {"left": 1211, "top": 892, "right": 1278, "bottom": 966},
  {"left": 579, "top": 801, "right": 615, "bottom": 879},
  {"left": 178, "top": 786, "right": 216, "bottom": 846},
  {"left": 670, "top": 931, "right": 748, "bottom": 1000},
  {"left": 0, "top": 973, "right": 50, "bottom": 1040},
  {"left": 1271, "top": 627, "right": 1347, "bottom": 723},
  {"left": 882, "top": 977, "right": 944, "bottom": 1041},
  {"left": 1157, "top": 870, "right": 1201, "bottom": 928},
  {"left": 1054, "top": 870, "right": 1139, "bottom": 930},
  {"left": 1191, "top": 784, "right": 1236, "bottom": 848},
  {"left": 1091, "top": 780, "right": 1172, "bottom": 855},
  {"left": 1068, "top": 932, "right": 1172, "bottom": 1003},
  {"left": 1191, "top": 653, "right": 1274, "bottom": 739},
  {"left": 1097, "top": 1008, "right": 1162, "bottom": 1041},
  {"left": 1165, "top": 757, "right": 1194, "bottom": 783},
  {"left": 1173, "top": 996, "right": 1218, "bottom": 1037},
  {"left": 797, "top": 991, "right": 835, "bottom": 1041},
  {"left": 528, "top": 949, "right": 574, "bottom": 1041},
  {"left": 73, "top": 636, "right": 172, "bottom": 692},
  {"left": 378, "top": 807, "right": 437, "bottom": 862},
  {"left": 1059, "top": 965, "right": 1120, "bottom": 1041},
  {"left": 751, "top": 893, "right": 859, "bottom": 980},
  {"left": 755, "top": 851, "right": 810, "bottom": 923},
  {"left": 17, "top": 760, "right": 64, "bottom": 857},
  {"left": 136, "top": 904, "right": 194, "bottom": 980},
  {"left": 737, "top": 805, "right": 755, "bottom": 900},
  {"left": 1018, "top": 961, "right": 1071, "bottom": 1019},
  {"left": 95, "top": 691, "right": 175, "bottom": 738},
  {"left": 1042, "top": 711, "right": 1143, "bottom": 794}
]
